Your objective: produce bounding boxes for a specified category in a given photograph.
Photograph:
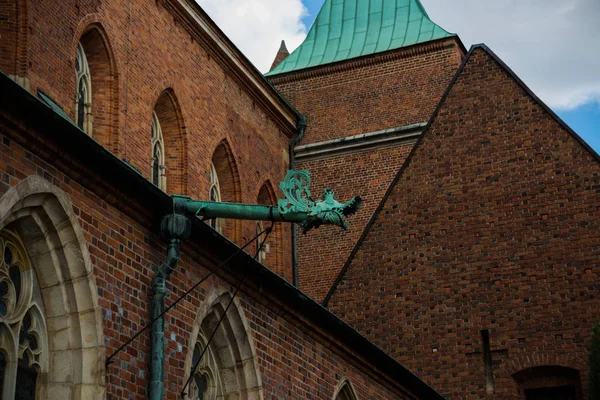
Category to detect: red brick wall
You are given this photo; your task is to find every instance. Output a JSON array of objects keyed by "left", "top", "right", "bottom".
[
  {"left": 327, "top": 48, "right": 600, "bottom": 399},
  {"left": 296, "top": 144, "right": 413, "bottom": 301},
  {"left": 270, "top": 39, "right": 463, "bottom": 299},
  {"left": 0, "top": 0, "right": 27, "bottom": 77},
  {"left": 0, "top": 117, "right": 420, "bottom": 399},
  {"left": 1, "top": 0, "right": 295, "bottom": 279},
  {"left": 270, "top": 39, "right": 464, "bottom": 145}
]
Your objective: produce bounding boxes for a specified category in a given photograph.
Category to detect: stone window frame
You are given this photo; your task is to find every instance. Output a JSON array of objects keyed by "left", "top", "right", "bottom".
[
  {"left": 0, "top": 176, "right": 105, "bottom": 399},
  {"left": 183, "top": 290, "right": 262, "bottom": 400},
  {"left": 151, "top": 111, "right": 167, "bottom": 191},
  {"left": 75, "top": 43, "right": 93, "bottom": 135},
  {"left": 333, "top": 379, "right": 359, "bottom": 400},
  {"left": 0, "top": 230, "right": 49, "bottom": 399}
]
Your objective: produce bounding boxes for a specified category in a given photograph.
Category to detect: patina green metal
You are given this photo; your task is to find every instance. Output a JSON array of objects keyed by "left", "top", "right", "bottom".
[
  {"left": 150, "top": 214, "right": 191, "bottom": 400},
  {"left": 173, "top": 170, "right": 362, "bottom": 233},
  {"left": 266, "top": 0, "right": 454, "bottom": 76},
  {"left": 150, "top": 170, "right": 359, "bottom": 399}
]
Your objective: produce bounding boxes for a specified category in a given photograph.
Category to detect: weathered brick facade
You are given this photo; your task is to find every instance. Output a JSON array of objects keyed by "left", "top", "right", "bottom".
[
  {"left": 7, "top": 0, "right": 300, "bottom": 279},
  {"left": 269, "top": 38, "right": 465, "bottom": 300},
  {"left": 0, "top": 0, "right": 446, "bottom": 398},
  {"left": 326, "top": 47, "right": 600, "bottom": 399}
]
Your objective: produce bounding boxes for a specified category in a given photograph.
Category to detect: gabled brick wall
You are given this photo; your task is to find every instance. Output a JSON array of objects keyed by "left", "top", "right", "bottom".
[
  {"left": 327, "top": 47, "right": 600, "bottom": 399},
  {"left": 269, "top": 39, "right": 464, "bottom": 300},
  {"left": 270, "top": 39, "right": 464, "bottom": 145}
]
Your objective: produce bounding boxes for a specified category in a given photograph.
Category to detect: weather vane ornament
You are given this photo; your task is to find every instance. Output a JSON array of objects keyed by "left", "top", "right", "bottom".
[
  {"left": 278, "top": 170, "right": 362, "bottom": 233},
  {"left": 170, "top": 170, "right": 361, "bottom": 234}
]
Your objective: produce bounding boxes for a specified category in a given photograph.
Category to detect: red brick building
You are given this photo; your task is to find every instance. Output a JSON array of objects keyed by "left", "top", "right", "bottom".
[
  {"left": 0, "top": 0, "right": 598, "bottom": 399},
  {"left": 266, "top": 1, "right": 599, "bottom": 400}
]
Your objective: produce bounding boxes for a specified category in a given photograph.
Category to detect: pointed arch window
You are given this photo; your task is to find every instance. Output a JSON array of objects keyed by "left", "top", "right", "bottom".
[
  {"left": 0, "top": 230, "right": 48, "bottom": 399},
  {"left": 335, "top": 381, "right": 358, "bottom": 400},
  {"left": 75, "top": 43, "right": 93, "bottom": 135},
  {"left": 151, "top": 111, "right": 167, "bottom": 191},
  {"left": 208, "top": 163, "right": 222, "bottom": 232}
]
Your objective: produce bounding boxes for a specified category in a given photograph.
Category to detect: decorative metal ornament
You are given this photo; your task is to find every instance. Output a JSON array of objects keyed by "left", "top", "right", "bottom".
[{"left": 170, "top": 170, "right": 362, "bottom": 234}]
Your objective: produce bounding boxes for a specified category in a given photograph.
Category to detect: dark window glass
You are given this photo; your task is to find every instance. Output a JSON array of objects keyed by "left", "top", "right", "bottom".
[
  {"left": 0, "top": 281, "right": 8, "bottom": 316},
  {"left": 194, "top": 374, "right": 207, "bottom": 400},
  {"left": 525, "top": 385, "right": 577, "bottom": 400},
  {"left": 4, "top": 247, "right": 12, "bottom": 264},
  {"left": 15, "top": 352, "right": 37, "bottom": 400},
  {"left": 0, "top": 352, "right": 5, "bottom": 398},
  {"left": 9, "top": 265, "right": 20, "bottom": 300},
  {"left": 152, "top": 145, "right": 160, "bottom": 186},
  {"left": 77, "top": 80, "right": 86, "bottom": 129}
]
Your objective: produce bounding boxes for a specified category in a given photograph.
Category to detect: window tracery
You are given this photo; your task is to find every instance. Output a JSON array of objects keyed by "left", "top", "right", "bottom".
[
  {"left": 188, "top": 337, "right": 219, "bottom": 400},
  {"left": 335, "top": 381, "right": 358, "bottom": 400},
  {"left": 209, "top": 163, "right": 222, "bottom": 233},
  {"left": 0, "top": 230, "right": 48, "bottom": 399},
  {"left": 75, "top": 43, "right": 93, "bottom": 135},
  {"left": 151, "top": 111, "right": 167, "bottom": 190}
]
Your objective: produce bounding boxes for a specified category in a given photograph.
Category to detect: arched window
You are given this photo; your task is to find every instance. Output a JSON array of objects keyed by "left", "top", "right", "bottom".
[
  {"left": 334, "top": 381, "right": 358, "bottom": 400},
  {"left": 75, "top": 43, "right": 92, "bottom": 134},
  {"left": 0, "top": 230, "right": 48, "bottom": 399},
  {"left": 151, "top": 111, "right": 167, "bottom": 190},
  {"left": 152, "top": 89, "right": 187, "bottom": 194},
  {"left": 209, "top": 141, "right": 241, "bottom": 241},
  {"left": 186, "top": 293, "right": 260, "bottom": 399},
  {"left": 208, "top": 162, "right": 222, "bottom": 232}
]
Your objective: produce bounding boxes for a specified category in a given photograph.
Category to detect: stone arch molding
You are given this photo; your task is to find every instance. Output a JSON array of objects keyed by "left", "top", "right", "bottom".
[
  {"left": 332, "top": 378, "right": 359, "bottom": 400},
  {"left": 0, "top": 176, "right": 105, "bottom": 399},
  {"left": 183, "top": 288, "right": 263, "bottom": 400}
]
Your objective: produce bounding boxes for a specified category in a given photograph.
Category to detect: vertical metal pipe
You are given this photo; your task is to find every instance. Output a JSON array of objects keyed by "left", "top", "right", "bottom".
[{"left": 149, "top": 239, "right": 181, "bottom": 400}]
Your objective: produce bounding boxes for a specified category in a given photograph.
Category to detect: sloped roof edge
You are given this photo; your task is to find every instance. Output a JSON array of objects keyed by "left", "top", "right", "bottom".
[
  {"left": 0, "top": 72, "right": 446, "bottom": 400},
  {"left": 323, "top": 43, "right": 600, "bottom": 306}
]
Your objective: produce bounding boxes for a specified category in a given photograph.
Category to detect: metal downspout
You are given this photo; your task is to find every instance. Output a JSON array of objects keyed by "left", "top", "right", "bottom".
[
  {"left": 290, "top": 115, "right": 307, "bottom": 287},
  {"left": 149, "top": 214, "right": 191, "bottom": 400}
]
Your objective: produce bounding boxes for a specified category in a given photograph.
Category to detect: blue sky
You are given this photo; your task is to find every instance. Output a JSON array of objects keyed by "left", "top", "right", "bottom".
[{"left": 298, "top": 0, "right": 600, "bottom": 155}]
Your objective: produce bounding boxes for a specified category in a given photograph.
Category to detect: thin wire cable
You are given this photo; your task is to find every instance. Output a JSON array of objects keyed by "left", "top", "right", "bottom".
[
  {"left": 105, "top": 226, "right": 271, "bottom": 368},
  {"left": 180, "top": 223, "right": 273, "bottom": 398}
]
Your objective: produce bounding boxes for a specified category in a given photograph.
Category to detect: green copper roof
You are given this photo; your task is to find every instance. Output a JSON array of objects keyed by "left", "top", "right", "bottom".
[{"left": 266, "top": 0, "right": 454, "bottom": 76}]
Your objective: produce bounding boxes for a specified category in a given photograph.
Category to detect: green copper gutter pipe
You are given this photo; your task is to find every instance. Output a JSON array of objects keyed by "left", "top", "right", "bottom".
[
  {"left": 150, "top": 214, "right": 191, "bottom": 400},
  {"left": 172, "top": 194, "right": 349, "bottom": 230},
  {"left": 290, "top": 115, "right": 307, "bottom": 287}
]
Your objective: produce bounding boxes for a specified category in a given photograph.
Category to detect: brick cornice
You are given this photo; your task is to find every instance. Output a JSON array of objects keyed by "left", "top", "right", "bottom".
[{"left": 268, "top": 37, "right": 464, "bottom": 85}]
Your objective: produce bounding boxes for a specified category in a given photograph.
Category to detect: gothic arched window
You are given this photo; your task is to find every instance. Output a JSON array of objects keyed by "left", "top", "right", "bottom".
[
  {"left": 335, "top": 381, "right": 358, "bottom": 400},
  {"left": 0, "top": 230, "right": 48, "bottom": 399},
  {"left": 151, "top": 111, "right": 167, "bottom": 190},
  {"left": 185, "top": 293, "right": 260, "bottom": 399},
  {"left": 208, "top": 162, "right": 222, "bottom": 232},
  {"left": 75, "top": 43, "right": 92, "bottom": 135}
]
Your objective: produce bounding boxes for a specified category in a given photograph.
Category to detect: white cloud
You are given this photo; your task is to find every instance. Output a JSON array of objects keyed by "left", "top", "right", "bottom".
[
  {"left": 421, "top": 0, "right": 600, "bottom": 110},
  {"left": 196, "top": 0, "right": 308, "bottom": 73}
]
